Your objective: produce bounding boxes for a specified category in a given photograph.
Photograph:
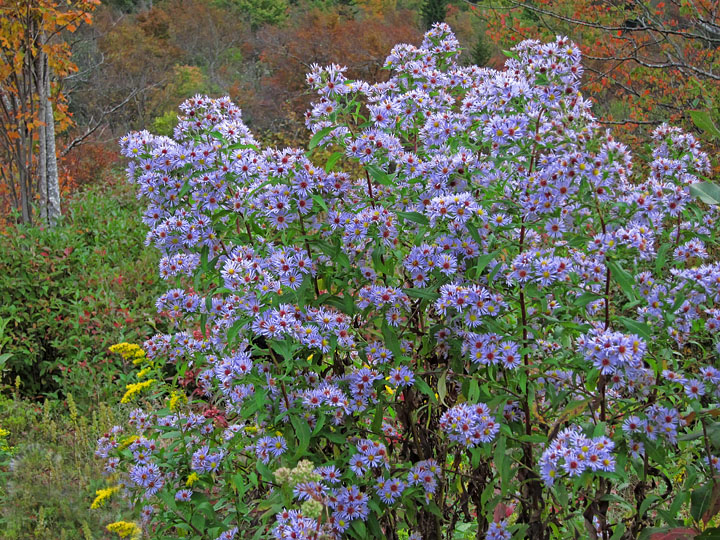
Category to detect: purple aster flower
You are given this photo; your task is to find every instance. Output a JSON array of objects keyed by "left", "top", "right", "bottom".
[
  {"left": 175, "top": 489, "right": 193, "bottom": 502},
  {"left": 487, "top": 520, "right": 511, "bottom": 540},
  {"left": 683, "top": 379, "right": 705, "bottom": 400}
]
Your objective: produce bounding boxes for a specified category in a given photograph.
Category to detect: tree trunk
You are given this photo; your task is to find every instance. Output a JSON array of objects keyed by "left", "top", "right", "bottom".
[
  {"left": 35, "top": 46, "right": 61, "bottom": 227},
  {"left": 43, "top": 53, "right": 61, "bottom": 227},
  {"left": 36, "top": 51, "right": 48, "bottom": 224}
]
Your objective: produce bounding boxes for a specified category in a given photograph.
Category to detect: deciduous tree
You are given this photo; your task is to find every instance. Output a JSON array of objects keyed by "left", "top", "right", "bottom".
[{"left": 0, "top": 0, "right": 99, "bottom": 226}]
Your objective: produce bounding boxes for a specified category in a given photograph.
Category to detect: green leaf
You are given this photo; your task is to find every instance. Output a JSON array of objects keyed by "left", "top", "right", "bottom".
[
  {"left": 426, "top": 501, "right": 443, "bottom": 518},
  {"left": 322, "top": 429, "right": 346, "bottom": 444},
  {"left": 365, "top": 163, "right": 393, "bottom": 186},
  {"left": 371, "top": 246, "right": 386, "bottom": 274},
  {"left": 495, "top": 436, "right": 508, "bottom": 495},
  {"left": 0, "top": 352, "right": 11, "bottom": 370},
  {"left": 209, "top": 130, "right": 226, "bottom": 142},
  {"left": 312, "top": 413, "right": 326, "bottom": 437},
  {"left": 178, "top": 180, "right": 192, "bottom": 199},
  {"left": 468, "top": 379, "right": 479, "bottom": 402},
  {"left": 690, "top": 182, "right": 720, "bottom": 206},
  {"left": 397, "top": 211, "right": 429, "bottom": 226},
  {"left": 690, "top": 110, "right": 720, "bottom": 139},
  {"left": 309, "top": 126, "right": 335, "bottom": 150},
  {"left": 466, "top": 226, "right": 483, "bottom": 247},
  {"left": 639, "top": 494, "right": 661, "bottom": 518},
  {"left": 607, "top": 260, "right": 635, "bottom": 301},
  {"left": 655, "top": 243, "right": 671, "bottom": 274},
  {"left": 617, "top": 317, "right": 652, "bottom": 340},
  {"left": 371, "top": 402, "right": 384, "bottom": 434},
  {"left": 573, "top": 292, "right": 603, "bottom": 308},
  {"left": 367, "top": 515, "right": 383, "bottom": 538},
  {"left": 311, "top": 194, "right": 329, "bottom": 213},
  {"left": 415, "top": 378, "right": 437, "bottom": 403},
  {"left": 381, "top": 319, "right": 403, "bottom": 359},
  {"left": 291, "top": 416, "right": 311, "bottom": 458},
  {"left": 351, "top": 520, "right": 367, "bottom": 538},
  {"left": 518, "top": 434, "right": 546, "bottom": 443},
  {"left": 437, "top": 369, "right": 448, "bottom": 405},
  {"left": 609, "top": 523, "right": 626, "bottom": 540},
  {"left": 691, "top": 483, "right": 713, "bottom": 522},
  {"left": 403, "top": 287, "right": 440, "bottom": 301},
  {"left": 226, "top": 317, "right": 247, "bottom": 344},
  {"left": 227, "top": 142, "right": 261, "bottom": 152},
  {"left": 475, "top": 250, "right": 500, "bottom": 279},
  {"left": 335, "top": 252, "right": 351, "bottom": 269},
  {"left": 324, "top": 151, "right": 343, "bottom": 172},
  {"left": 487, "top": 262, "right": 503, "bottom": 284}
]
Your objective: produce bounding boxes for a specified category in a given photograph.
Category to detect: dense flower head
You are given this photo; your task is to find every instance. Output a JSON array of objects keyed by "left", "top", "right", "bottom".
[
  {"left": 439, "top": 403, "right": 500, "bottom": 447},
  {"left": 539, "top": 427, "right": 616, "bottom": 486},
  {"left": 578, "top": 328, "right": 646, "bottom": 376},
  {"left": 486, "top": 520, "right": 512, "bottom": 540}
]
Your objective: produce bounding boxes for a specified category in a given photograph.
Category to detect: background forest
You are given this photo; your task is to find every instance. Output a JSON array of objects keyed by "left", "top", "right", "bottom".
[{"left": 1, "top": 0, "right": 719, "bottom": 538}]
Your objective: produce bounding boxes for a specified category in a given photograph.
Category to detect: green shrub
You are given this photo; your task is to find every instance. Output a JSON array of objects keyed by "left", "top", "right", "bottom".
[
  {"left": 0, "top": 394, "right": 131, "bottom": 539},
  {"left": 0, "top": 176, "right": 165, "bottom": 406}
]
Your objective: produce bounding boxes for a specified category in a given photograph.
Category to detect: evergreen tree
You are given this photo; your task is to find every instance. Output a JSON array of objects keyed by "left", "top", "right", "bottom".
[
  {"left": 471, "top": 33, "right": 492, "bottom": 67},
  {"left": 421, "top": 0, "right": 445, "bottom": 30}
]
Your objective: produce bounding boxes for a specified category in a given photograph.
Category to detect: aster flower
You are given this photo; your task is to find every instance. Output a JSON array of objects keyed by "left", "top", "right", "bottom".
[
  {"left": 439, "top": 402, "right": 500, "bottom": 447},
  {"left": 487, "top": 520, "right": 512, "bottom": 540}
]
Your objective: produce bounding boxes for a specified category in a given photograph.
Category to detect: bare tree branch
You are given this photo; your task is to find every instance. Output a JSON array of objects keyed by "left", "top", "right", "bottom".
[{"left": 60, "top": 83, "right": 158, "bottom": 157}]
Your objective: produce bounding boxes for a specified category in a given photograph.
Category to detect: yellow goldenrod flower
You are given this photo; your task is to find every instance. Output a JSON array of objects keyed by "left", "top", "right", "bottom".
[
  {"left": 118, "top": 435, "right": 139, "bottom": 450},
  {"left": 136, "top": 367, "right": 151, "bottom": 380},
  {"left": 110, "top": 343, "right": 146, "bottom": 363},
  {"left": 0, "top": 428, "right": 9, "bottom": 438},
  {"left": 107, "top": 521, "right": 141, "bottom": 539},
  {"left": 120, "top": 379, "right": 156, "bottom": 404},
  {"left": 186, "top": 472, "right": 199, "bottom": 487},
  {"left": 168, "top": 391, "right": 187, "bottom": 411},
  {"left": 91, "top": 486, "right": 120, "bottom": 509}
]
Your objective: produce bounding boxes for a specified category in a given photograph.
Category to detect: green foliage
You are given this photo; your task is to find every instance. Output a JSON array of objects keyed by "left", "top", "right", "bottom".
[
  {"left": 0, "top": 177, "right": 163, "bottom": 405},
  {"left": 217, "top": 0, "right": 289, "bottom": 28},
  {"left": 0, "top": 394, "right": 130, "bottom": 539},
  {"left": 421, "top": 0, "right": 445, "bottom": 29},
  {"left": 152, "top": 110, "right": 179, "bottom": 137},
  {"left": 471, "top": 32, "right": 492, "bottom": 67},
  {"left": 152, "top": 65, "right": 213, "bottom": 136}
]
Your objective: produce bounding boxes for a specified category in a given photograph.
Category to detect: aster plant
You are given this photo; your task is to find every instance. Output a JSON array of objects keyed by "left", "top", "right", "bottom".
[{"left": 98, "top": 23, "right": 720, "bottom": 540}]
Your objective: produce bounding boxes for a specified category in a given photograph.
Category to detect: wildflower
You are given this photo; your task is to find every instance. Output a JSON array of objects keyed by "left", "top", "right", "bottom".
[
  {"left": 376, "top": 477, "right": 405, "bottom": 504},
  {"left": 487, "top": 520, "right": 511, "bottom": 540},
  {"left": 215, "top": 527, "right": 238, "bottom": 540},
  {"left": 175, "top": 489, "right": 193, "bottom": 502},
  {"left": 186, "top": 472, "right": 200, "bottom": 487},
  {"left": 169, "top": 390, "right": 188, "bottom": 411},
  {"left": 683, "top": 379, "right": 705, "bottom": 400},
  {"left": 539, "top": 427, "right": 615, "bottom": 486},
  {"left": 439, "top": 402, "right": 500, "bottom": 447},
  {"left": 120, "top": 379, "right": 156, "bottom": 404},
  {"left": 106, "top": 521, "right": 141, "bottom": 539},
  {"left": 91, "top": 486, "right": 120, "bottom": 509}
]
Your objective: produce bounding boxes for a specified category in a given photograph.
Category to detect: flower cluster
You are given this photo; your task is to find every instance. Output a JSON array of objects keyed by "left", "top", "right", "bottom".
[
  {"left": 101, "top": 21, "right": 720, "bottom": 540},
  {"left": 540, "top": 427, "right": 616, "bottom": 486},
  {"left": 439, "top": 403, "right": 500, "bottom": 447}
]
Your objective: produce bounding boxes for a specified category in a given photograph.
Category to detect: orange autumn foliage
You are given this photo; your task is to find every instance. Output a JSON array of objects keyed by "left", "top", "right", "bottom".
[
  {"left": 0, "top": 0, "right": 100, "bottom": 221},
  {"left": 243, "top": 6, "right": 424, "bottom": 132},
  {"left": 473, "top": 0, "right": 720, "bottom": 163}
]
